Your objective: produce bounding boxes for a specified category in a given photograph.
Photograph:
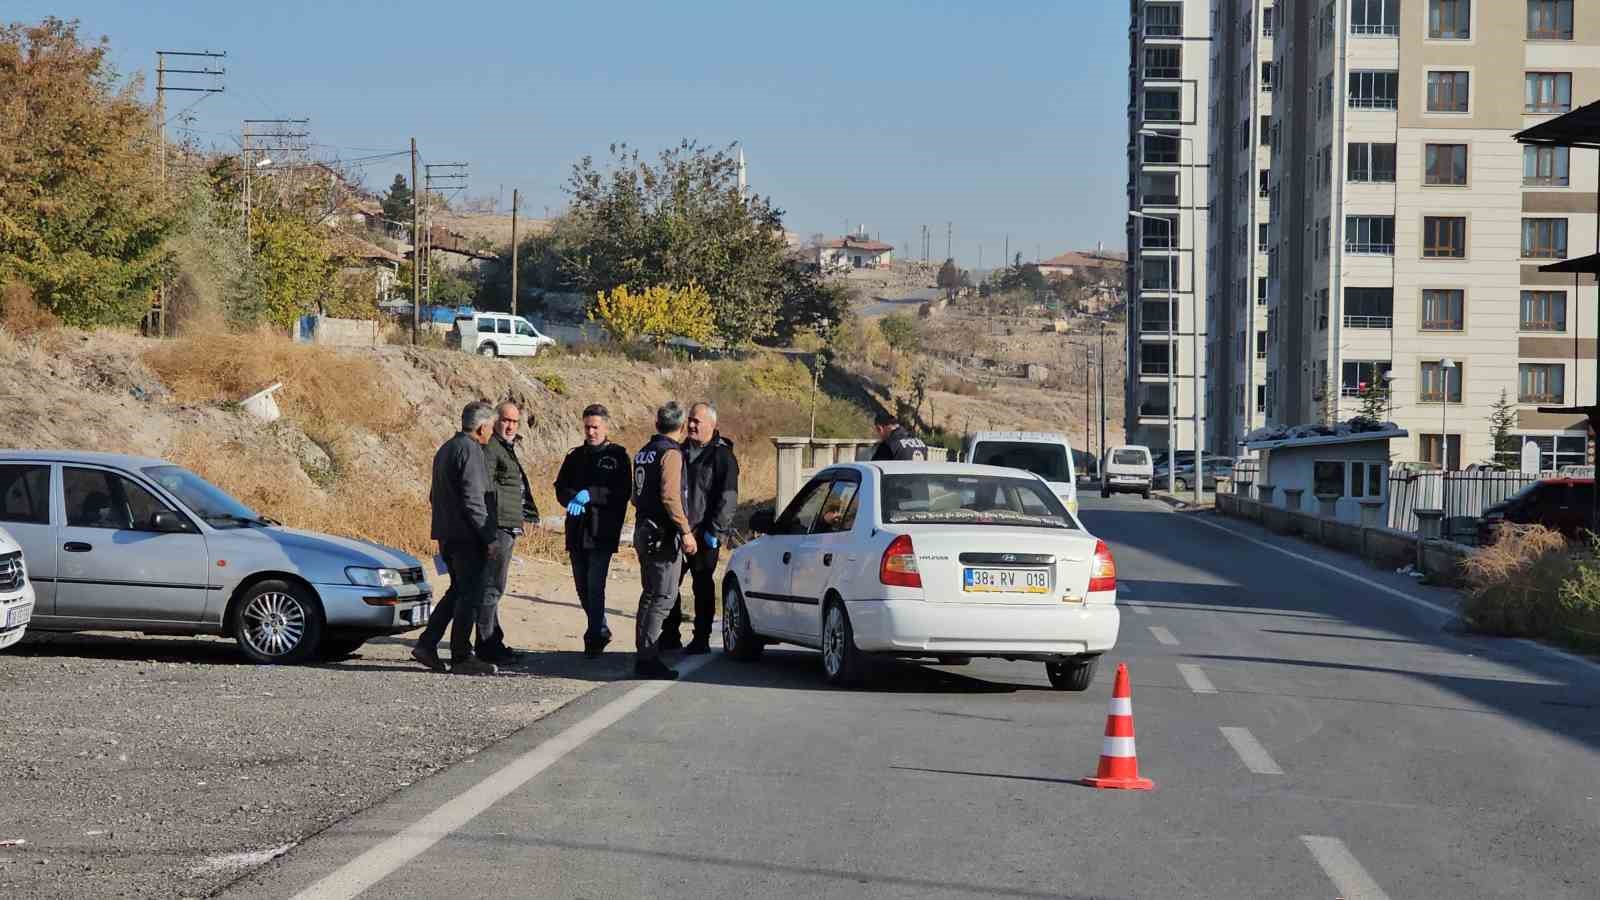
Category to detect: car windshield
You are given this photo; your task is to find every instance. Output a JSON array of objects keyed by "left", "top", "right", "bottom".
[
  {"left": 141, "top": 465, "right": 264, "bottom": 528},
  {"left": 970, "top": 441, "right": 1071, "bottom": 482},
  {"left": 1113, "top": 449, "right": 1147, "bottom": 466},
  {"left": 880, "top": 473, "right": 1076, "bottom": 529}
]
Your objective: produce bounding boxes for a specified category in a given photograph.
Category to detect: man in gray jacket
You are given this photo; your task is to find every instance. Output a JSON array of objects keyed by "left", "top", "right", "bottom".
[
  {"left": 477, "top": 400, "right": 538, "bottom": 663},
  {"left": 413, "top": 400, "right": 501, "bottom": 676}
]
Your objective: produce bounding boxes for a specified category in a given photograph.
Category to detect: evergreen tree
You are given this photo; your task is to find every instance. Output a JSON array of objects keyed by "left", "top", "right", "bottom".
[
  {"left": 381, "top": 174, "right": 413, "bottom": 223},
  {"left": 1488, "top": 388, "right": 1519, "bottom": 467}
]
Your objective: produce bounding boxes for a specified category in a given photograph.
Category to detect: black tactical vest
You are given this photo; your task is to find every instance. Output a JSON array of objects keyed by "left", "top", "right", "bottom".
[{"left": 632, "top": 433, "right": 685, "bottom": 528}]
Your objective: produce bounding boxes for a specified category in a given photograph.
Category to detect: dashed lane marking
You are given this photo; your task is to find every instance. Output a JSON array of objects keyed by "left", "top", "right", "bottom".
[
  {"left": 1220, "top": 726, "right": 1283, "bottom": 775},
  {"left": 1125, "top": 601, "right": 1152, "bottom": 616},
  {"left": 1300, "top": 835, "right": 1391, "bottom": 900},
  {"left": 1176, "top": 663, "right": 1217, "bottom": 694},
  {"left": 1149, "top": 625, "right": 1179, "bottom": 646}
]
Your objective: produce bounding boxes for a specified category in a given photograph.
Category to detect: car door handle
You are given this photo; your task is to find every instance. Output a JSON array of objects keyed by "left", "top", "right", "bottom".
[
  {"left": 782, "top": 552, "right": 791, "bottom": 564},
  {"left": 823, "top": 553, "right": 833, "bottom": 566},
  {"left": 64, "top": 541, "right": 93, "bottom": 553}
]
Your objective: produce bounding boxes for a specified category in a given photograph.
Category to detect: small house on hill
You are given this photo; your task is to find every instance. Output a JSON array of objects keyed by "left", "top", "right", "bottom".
[{"left": 818, "top": 235, "right": 894, "bottom": 271}]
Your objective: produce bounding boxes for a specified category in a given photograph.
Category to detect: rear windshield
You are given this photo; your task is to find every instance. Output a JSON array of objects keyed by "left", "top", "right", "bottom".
[
  {"left": 970, "top": 441, "right": 1071, "bottom": 482},
  {"left": 1112, "top": 449, "right": 1148, "bottom": 466},
  {"left": 880, "top": 473, "right": 1076, "bottom": 529}
]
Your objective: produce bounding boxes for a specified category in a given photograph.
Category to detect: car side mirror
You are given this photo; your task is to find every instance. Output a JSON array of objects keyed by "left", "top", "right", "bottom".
[
  {"left": 150, "top": 510, "right": 189, "bottom": 533},
  {"left": 749, "top": 509, "right": 775, "bottom": 534}
]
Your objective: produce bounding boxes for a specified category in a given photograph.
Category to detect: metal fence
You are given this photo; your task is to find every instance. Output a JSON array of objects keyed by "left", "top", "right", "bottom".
[
  {"left": 1386, "top": 468, "right": 1542, "bottom": 541},
  {"left": 1228, "top": 461, "right": 1261, "bottom": 494}
]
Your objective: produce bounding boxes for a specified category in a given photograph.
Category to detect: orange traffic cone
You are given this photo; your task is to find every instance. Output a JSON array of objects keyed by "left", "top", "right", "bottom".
[{"left": 1080, "top": 662, "right": 1155, "bottom": 791}]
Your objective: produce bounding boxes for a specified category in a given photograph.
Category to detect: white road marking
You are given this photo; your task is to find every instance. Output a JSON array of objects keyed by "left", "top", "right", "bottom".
[
  {"left": 1219, "top": 726, "right": 1283, "bottom": 775},
  {"left": 1149, "top": 625, "right": 1179, "bottom": 646},
  {"left": 1176, "top": 663, "right": 1217, "bottom": 694},
  {"left": 1184, "top": 513, "right": 1600, "bottom": 679},
  {"left": 1300, "top": 835, "right": 1391, "bottom": 900},
  {"left": 1125, "top": 601, "right": 1152, "bottom": 616},
  {"left": 290, "top": 653, "right": 718, "bottom": 900}
]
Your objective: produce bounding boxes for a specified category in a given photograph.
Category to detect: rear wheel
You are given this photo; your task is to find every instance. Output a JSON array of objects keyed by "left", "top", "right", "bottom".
[
  {"left": 820, "top": 600, "right": 865, "bottom": 686},
  {"left": 721, "top": 581, "right": 763, "bottom": 661},
  {"left": 1045, "top": 656, "right": 1099, "bottom": 691},
  {"left": 478, "top": 342, "right": 498, "bottom": 357},
  {"left": 233, "top": 580, "right": 324, "bottom": 664},
  {"left": 1141, "top": 488, "right": 1152, "bottom": 500},
  {"left": 1175, "top": 477, "right": 1189, "bottom": 492}
]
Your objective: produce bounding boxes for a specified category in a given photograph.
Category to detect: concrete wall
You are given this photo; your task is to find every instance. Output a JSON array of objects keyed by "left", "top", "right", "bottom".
[{"left": 297, "top": 315, "right": 380, "bottom": 347}]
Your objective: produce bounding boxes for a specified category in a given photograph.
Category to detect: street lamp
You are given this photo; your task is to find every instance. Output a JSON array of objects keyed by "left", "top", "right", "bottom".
[
  {"left": 1140, "top": 128, "right": 1202, "bottom": 503},
  {"left": 1439, "top": 357, "right": 1457, "bottom": 471},
  {"left": 1129, "top": 210, "right": 1177, "bottom": 493}
]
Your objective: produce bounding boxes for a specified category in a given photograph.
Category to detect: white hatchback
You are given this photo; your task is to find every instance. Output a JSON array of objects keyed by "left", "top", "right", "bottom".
[
  {"left": 0, "top": 525, "right": 36, "bottom": 651},
  {"left": 723, "top": 462, "right": 1118, "bottom": 689}
]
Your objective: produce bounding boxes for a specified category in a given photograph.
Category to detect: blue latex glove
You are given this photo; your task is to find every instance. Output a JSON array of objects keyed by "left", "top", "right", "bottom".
[
  {"left": 566, "top": 500, "right": 586, "bottom": 517},
  {"left": 705, "top": 533, "right": 719, "bottom": 549}
]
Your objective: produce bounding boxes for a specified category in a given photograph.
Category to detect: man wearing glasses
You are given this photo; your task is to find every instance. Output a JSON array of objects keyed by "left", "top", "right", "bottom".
[{"left": 478, "top": 399, "right": 539, "bottom": 663}]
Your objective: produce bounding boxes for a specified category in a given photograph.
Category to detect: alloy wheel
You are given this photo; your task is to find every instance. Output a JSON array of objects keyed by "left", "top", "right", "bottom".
[
  {"left": 822, "top": 606, "right": 845, "bottom": 678},
  {"left": 241, "top": 591, "right": 307, "bottom": 659}
]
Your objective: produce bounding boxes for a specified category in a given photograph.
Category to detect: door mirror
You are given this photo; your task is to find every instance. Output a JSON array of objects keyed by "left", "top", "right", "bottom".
[
  {"left": 149, "top": 510, "right": 189, "bottom": 533},
  {"left": 749, "top": 509, "right": 775, "bottom": 534}
]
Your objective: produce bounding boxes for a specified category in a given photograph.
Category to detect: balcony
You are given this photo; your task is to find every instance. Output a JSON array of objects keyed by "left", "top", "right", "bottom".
[
  {"left": 1145, "top": 24, "right": 1183, "bottom": 39},
  {"left": 1345, "top": 240, "right": 1395, "bottom": 256},
  {"left": 1143, "top": 65, "right": 1181, "bottom": 80},
  {"left": 1144, "top": 108, "right": 1182, "bottom": 123},
  {"left": 1140, "top": 361, "right": 1172, "bottom": 376},
  {"left": 1520, "top": 391, "right": 1564, "bottom": 405},
  {"left": 1141, "top": 319, "right": 1173, "bottom": 334},
  {"left": 1348, "top": 96, "right": 1399, "bottom": 110},
  {"left": 1139, "top": 402, "right": 1172, "bottom": 417},
  {"left": 1350, "top": 24, "right": 1399, "bottom": 37},
  {"left": 1344, "top": 315, "right": 1393, "bottom": 329}
]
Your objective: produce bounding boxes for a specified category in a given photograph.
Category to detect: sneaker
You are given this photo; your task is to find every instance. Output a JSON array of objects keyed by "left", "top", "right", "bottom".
[
  {"left": 410, "top": 646, "right": 447, "bottom": 673},
  {"left": 451, "top": 658, "right": 499, "bottom": 676},
  {"left": 682, "top": 636, "right": 711, "bottom": 655},
  {"left": 632, "top": 658, "right": 679, "bottom": 681}
]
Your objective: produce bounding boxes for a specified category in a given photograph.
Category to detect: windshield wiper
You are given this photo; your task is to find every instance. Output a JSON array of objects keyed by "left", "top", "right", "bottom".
[{"left": 205, "top": 514, "right": 274, "bottom": 527}]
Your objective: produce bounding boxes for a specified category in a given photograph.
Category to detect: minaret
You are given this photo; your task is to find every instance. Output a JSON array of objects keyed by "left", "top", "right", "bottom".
[{"left": 736, "top": 144, "right": 747, "bottom": 196}]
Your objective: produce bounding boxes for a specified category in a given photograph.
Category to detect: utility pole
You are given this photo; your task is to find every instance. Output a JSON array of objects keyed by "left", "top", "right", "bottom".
[
  {"left": 422, "top": 162, "right": 470, "bottom": 309},
  {"left": 510, "top": 188, "right": 520, "bottom": 318},
  {"left": 241, "top": 118, "right": 309, "bottom": 246},
  {"left": 153, "top": 50, "right": 225, "bottom": 337},
  {"left": 1099, "top": 320, "right": 1108, "bottom": 467},
  {"left": 410, "top": 138, "right": 420, "bottom": 344},
  {"left": 946, "top": 221, "right": 952, "bottom": 262},
  {"left": 1004, "top": 234, "right": 1010, "bottom": 268}
]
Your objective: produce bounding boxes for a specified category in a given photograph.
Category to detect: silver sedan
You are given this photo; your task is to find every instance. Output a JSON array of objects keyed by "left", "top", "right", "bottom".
[{"left": 0, "top": 450, "right": 432, "bottom": 663}]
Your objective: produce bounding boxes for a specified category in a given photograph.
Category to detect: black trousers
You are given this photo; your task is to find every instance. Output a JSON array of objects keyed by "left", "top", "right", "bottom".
[
  {"left": 664, "top": 545, "right": 719, "bottom": 641},
  {"left": 419, "top": 540, "right": 490, "bottom": 661},
  {"left": 570, "top": 547, "right": 615, "bottom": 642}
]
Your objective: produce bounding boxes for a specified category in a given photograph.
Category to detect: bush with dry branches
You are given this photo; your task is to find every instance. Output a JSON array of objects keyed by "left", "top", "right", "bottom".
[{"left": 1461, "top": 524, "right": 1574, "bottom": 637}]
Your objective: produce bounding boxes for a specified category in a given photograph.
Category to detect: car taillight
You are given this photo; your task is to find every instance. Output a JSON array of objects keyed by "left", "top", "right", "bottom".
[
  {"left": 879, "top": 534, "right": 922, "bottom": 588},
  {"left": 1088, "top": 540, "right": 1116, "bottom": 593}
]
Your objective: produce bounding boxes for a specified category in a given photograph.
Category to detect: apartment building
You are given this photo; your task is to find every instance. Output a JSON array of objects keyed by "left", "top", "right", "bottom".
[
  {"left": 1125, "top": 0, "right": 1212, "bottom": 456},
  {"left": 1207, "top": 0, "right": 1276, "bottom": 450},
  {"left": 1261, "top": 0, "right": 1599, "bottom": 470}
]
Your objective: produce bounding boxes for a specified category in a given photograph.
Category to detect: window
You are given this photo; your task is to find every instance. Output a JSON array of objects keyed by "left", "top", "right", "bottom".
[
  {"left": 1423, "top": 216, "right": 1467, "bottom": 258},
  {"left": 1145, "top": 3, "right": 1183, "bottom": 37},
  {"left": 1520, "top": 364, "right": 1565, "bottom": 405},
  {"left": 1345, "top": 216, "right": 1395, "bottom": 255},
  {"left": 1349, "top": 71, "right": 1399, "bottom": 109},
  {"left": 1140, "top": 172, "right": 1179, "bottom": 206},
  {"left": 1261, "top": 61, "right": 1274, "bottom": 92},
  {"left": 1348, "top": 142, "right": 1397, "bottom": 182},
  {"left": 1257, "top": 223, "right": 1269, "bottom": 252},
  {"left": 1143, "top": 131, "right": 1180, "bottom": 164},
  {"left": 1344, "top": 287, "right": 1394, "bottom": 328},
  {"left": 775, "top": 478, "right": 832, "bottom": 535},
  {"left": 1420, "top": 361, "right": 1463, "bottom": 404},
  {"left": 1319, "top": 146, "right": 1333, "bottom": 186},
  {"left": 1139, "top": 383, "right": 1171, "bottom": 416},
  {"left": 1259, "top": 115, "right": 1271, "bottom": 145},
  {"left": 1421, "top": 434, "right": 1462, "bottom": 471},
  {"left": 1524, "top": 146, "right": 1570, "bottom": 186},
  {"left": 1525, "top": 73, "right": 1572, "bottom": 113},
  {"left": 1342, "top": 360, "right": 1391, "bottom": 397},
  {"left": 1350, "top": 462, "right": 1385, "bottom": 499},
  {"left": 813, "top": 479, "right": 861, "bottom": 534},
  {"left": 516, "top": 320, "right": 537, "bottom": 337},
  {"left": 1527, "top": 0, "right": 1574, "bottom": 40},
  {"left": 879, "top": 474, "right": 1073, "bottom": 529},
  {"left": 1522, "top": 218, "right": 1568, "bottom": 259},
  {"left": 1521, "top": 290, "right": 1567, "bottom": 332},
  {"left": 1426, "top": 72, "right": 1470, "bottom": 113},
  {"left": 1255, "top": 331, "right": 1267, "bottom": 359},
  {"left": 1141, "top": 300, "right": 1173, "bottom": 332},
  {"left": 1141, "top": 214, "right": 1177, "bottom": 249},
  {"left": 1140, "top": 342, "right": 1172, "bottom": 375},
  {"left": 1258, "top": 169, "right": 1270, "bottom": 197},
  {"left": 1257, "top": 276, "right": 1268, "bottom": 305},
  {"left": 1314, "top": 461, "right": 1346, "bottom": 498},
  {"left": 1256, "top": 385, "right": 1267, "bottom": 413},
  {"left": 63, "top": 467, "right": 177, "bottom": 531},
  {"left": 1351, "top": 0, "right": 1400, "bottom": 34},
  {"left": 1262, "top": 5, "right": 1276, "bottom": 36},
  {"left": 1428, "top": 0, "right": 1470, "bottom": 39},
  {"left": 1518, "top": 434, "right": 1587, "bottom": 470},
  {"left": 1317, "top": 288, "right": 1330, "bottom": 329},
  {"left": 1144, "top": 46, "right": 1181, "bottom": 79},
  {"left": 1140, "top": 256, "right": 1176, "bottom": 292},
  {"left": 0, "top": 464, "right": 50, "bottom": 525},
  {"left": 1145, "top": 88, "right": 1182, "bottom": 122},
  {"left": 1424, "top": 144, "right": 1468, "bottom": 186},
  {"left": 1422, "top": 289, "right": 1465, "bottom": 331}
]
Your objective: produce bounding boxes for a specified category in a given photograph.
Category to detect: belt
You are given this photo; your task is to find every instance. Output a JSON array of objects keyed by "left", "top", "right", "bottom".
[{"left": 502, "top": 526, "right": 523, "bottom": 537}]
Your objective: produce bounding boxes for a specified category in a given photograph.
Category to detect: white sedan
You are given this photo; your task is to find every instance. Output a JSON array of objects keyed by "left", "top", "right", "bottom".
[{"left": 723, "top": 462, "right": 1118, "bottom": 689}]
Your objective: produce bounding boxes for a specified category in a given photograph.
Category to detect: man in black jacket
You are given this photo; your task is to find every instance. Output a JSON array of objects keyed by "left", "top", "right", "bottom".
[
  {"left": 414, "top": 400, "right": 500, "bottom": 676},
  {"left": 871, "top": 412, "right": 929, "bottom": 461},
  {"left": 661, "top": 401, "right": 739, "bottom": 655},
  {"left": 554, "top": 404, "right": 632, "bottom": 658},
  {"left": 477, "top": 400, "right": 539, "bottom": 664}
]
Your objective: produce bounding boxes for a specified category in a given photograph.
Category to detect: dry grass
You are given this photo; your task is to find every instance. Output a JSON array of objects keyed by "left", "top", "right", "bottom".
[
  {"left": 1, "top": 281, "right": 60, "bottom": 337},
  {"left": 1461, "top": 524, "right": 1575, "bottom": 637}
]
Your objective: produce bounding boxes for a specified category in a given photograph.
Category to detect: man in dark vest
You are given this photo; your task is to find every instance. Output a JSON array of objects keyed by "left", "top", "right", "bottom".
[
  {"left": 630, "top": 402, "right": 697, "bottom": 680},
  {"left": 871, "top": 412, "right": 929, "bottom": 461},
  {"left": 555, "top": 403, "right": 632, "bottom": 658},
  {"left": 477, "top": 399, "right": 539, "bottom": 664},
  {"left": 661, "top": 401, "right": 739, "bottom": 655}
]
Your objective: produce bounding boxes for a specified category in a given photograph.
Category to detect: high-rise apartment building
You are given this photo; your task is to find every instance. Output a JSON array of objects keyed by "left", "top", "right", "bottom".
[
  {"left": 1126, "top": 1, "right": 1212, "bottom": 457},
  {"left": 1207, "top": 0, "right": 1276, "bottom": 450},
  {"left": 1258, "top": 0, "right": 1599, "bottom": 470}
]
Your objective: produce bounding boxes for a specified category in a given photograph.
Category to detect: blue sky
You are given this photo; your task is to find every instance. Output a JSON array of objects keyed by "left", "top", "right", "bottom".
[{"left": 22, "top": 1, "right": 1130, "bottom": 268}]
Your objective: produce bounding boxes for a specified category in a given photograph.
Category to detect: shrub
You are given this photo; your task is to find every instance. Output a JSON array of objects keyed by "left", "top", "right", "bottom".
[
  {"left": 1461, "top": 524, "right": 1573, "bottom": 637},
  {"left": 878, "top": 312, "right": 920, "bottom": 353},
  {"left": 1556, "top": 536, "right": 1600, "bottom": 651},
  {"left": 589, "top": 283, "right": 714, "bottom": 346},
  {"left": 535, "top": 371, "right": 568, "bottom": 395},
  {"left": 932, "top": 374, "right": 981, "bottom": 396},
  {"left": 1, "top": 281, "right": 61, "bottom": 337}
]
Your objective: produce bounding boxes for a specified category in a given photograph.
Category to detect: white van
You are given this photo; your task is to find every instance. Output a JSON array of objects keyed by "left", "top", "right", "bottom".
[
  {"left": 1101, "top": 445, "right": 1154, "bottom": 499},
  {"left": 451, "top": 312, "right": 558, "bottom": 358},
  {"left": 0, "top": 525, "right": 36, "bottom": 651},
  {"left": 960, "top": 431, "right": 1080, "bottom": 515}
]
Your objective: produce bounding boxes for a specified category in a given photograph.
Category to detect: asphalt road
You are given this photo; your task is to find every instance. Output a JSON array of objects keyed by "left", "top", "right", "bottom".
[{"left": 225, "top": 494, "right": 1600, "bottom": 899}]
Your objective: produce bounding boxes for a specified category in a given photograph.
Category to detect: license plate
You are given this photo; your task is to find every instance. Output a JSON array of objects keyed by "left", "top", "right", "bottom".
[
  {"left": 4, "top": 602, "right": 32, "bottom": 628},
  {"left": 963, "top": 568, "right": 1051, "bottom": 594},
  {"left": 1114, "top": 476, "right": 1140, "bottom": 483},
  {"left": 406, "top": 601, "right": 430, "bottom": 626}
]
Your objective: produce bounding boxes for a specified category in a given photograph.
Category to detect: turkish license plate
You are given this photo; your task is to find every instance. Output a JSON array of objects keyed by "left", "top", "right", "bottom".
[
  {"left": 407, "top": 601, "right": 430, "bottom": 626},
  {"left": 4, "top": 602, "right": 32, "bottom": 628},
  {"left": 963, "top": 568, "right": 1051, "bottom": 594},
  {"left": 1114, "top": 475, "right": 1140, "bottom": 483}
]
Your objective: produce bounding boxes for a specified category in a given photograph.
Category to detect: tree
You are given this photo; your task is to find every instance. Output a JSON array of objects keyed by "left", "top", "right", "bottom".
[
  {"left": 878, "top": 312, "right": 921, "bottom": 353},
  {"left": 1489, "top": 388, "right": 1519, "bottom": 467},
  {"left": 588, "top": 283, "right": 714, "bottom": 346},
  {"left": 937, "top": 258, "right": 960, "bottom": 295},
  {"left": 381, "top": 175, "right": 413, "bottom": 224},
  {"left": 0, "top": 18, "right": 176, "bottom": 326},
  {"left": 773, "top": 263, "right": 853, "bottom": 343},
  {"left": 559, "top": 141, "right": 793, "bottom": 345},
  {"left": 249, "top": 208, "right": 333, "bottom": 329},
  {"left": 1356, "top": 377, "right": 1390, "bottom": 421}
]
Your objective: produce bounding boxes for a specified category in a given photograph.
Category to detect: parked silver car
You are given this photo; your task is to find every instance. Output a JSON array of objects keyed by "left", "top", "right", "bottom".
[{"left": 0, "top": 451, "right": 432, "bottom": 663}]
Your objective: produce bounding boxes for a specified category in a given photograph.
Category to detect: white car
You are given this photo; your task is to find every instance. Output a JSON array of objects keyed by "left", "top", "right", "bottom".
[
  {"left": 0, "top": 525, "right": 36, "bottom": 651},
  {"left": 723, "top": 462, "right": 1118, "bottom": 689},
  {"left": 961, "top": 431, "right": 1080, "bottom": 516},
  {"left": 451, "top": 312, "right": 558, "bottom": 358}
]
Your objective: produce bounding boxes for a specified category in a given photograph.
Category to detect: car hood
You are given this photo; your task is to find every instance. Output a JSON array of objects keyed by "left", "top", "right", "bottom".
[{"left": 239, "top": 526, "right": 422, "bottom": 570}]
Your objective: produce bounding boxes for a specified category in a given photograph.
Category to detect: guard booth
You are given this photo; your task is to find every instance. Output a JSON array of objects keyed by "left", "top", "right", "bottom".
[{"left": 1245, "top": 426, "right": 1407, "bottom": 526}]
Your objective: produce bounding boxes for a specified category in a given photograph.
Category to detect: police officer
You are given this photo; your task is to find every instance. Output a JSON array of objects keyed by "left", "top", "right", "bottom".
[
  {"left": 630, "top": 402, "right": 698, "bottom": 680},
  {"left": 871, "top": 412, "right": 929, "bottom": 461},
  {"left": 661, "top": 401, "right": 739, "bottom": 655},
  {"left": 554, "top": 403, "right": 632, "bottom": 658}
]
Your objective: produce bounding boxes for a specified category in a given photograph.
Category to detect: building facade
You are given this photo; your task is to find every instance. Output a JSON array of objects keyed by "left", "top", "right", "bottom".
[
  {"left": 1260, "top": 0, "right": 1599, "bottom": 470},
  {"left": 1126, "top": 0, "right": 1213, "bottom": 457}
]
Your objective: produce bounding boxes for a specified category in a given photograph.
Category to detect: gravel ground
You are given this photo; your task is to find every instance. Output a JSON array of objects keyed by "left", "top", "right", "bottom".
[{"left": 0, "top": 556, "right": 644, "bottom": 899}]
